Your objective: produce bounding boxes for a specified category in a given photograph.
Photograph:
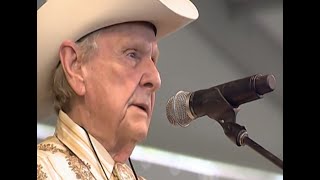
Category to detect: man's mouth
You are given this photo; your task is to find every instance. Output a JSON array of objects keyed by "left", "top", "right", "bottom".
[{"left": 133, "top": 103, "right": 148, "bottom": 114}]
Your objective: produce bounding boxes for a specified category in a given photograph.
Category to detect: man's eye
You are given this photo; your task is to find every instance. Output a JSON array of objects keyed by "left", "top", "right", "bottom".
[
  {"left": 128, "top": 52, "right": 137, "bottom": 58},
  {"left": 125, "top": 49, "right": 138, "bottom": 59}
]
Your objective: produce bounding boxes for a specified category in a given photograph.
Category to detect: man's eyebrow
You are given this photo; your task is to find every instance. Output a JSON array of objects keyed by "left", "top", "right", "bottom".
[{"left": 125, "top": 40, "right": 152, "bottom": 51}]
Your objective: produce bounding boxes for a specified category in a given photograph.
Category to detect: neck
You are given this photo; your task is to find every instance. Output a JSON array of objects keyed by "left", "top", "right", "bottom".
[{"left": 109, "top": 143, "right": 136, "bottom": 163}]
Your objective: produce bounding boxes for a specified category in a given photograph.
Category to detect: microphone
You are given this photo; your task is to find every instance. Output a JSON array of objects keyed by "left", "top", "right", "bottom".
[{"left": 166, "top": 74, "right": 276, "bottom": 127}]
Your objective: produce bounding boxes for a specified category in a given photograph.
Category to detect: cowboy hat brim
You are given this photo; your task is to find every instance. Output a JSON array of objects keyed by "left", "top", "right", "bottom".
[{"left": 37, "top": 0, "right": 199, "bottom": 120}]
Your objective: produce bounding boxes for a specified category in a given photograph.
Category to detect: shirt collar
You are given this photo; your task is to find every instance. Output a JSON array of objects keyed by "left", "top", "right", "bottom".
[{"left": 55, "top": 110, "right": 115, "bottom": 180}]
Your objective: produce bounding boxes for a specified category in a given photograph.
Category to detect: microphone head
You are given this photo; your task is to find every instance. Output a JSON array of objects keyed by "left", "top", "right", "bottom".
[{"left": 166, "top": 91, "right": 193, "bottom": 127}]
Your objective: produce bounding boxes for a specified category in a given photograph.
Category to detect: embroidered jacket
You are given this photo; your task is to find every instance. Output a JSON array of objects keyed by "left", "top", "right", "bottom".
[{"left": 37, "top": 110, "right": 145, "bottom": 180}]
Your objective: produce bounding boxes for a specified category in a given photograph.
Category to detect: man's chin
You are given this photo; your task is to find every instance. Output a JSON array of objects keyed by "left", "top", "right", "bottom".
[
  {"left": 124, "top": 109, "right": 150, "bottom": 141},
  {"left": 134, "top": 126, "right": 149, "bottom": 142}
]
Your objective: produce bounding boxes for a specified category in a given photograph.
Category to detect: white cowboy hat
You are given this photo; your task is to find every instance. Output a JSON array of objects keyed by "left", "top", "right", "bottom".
[{"left": 37, "top": 0, "right": 199, "bottom": 120}]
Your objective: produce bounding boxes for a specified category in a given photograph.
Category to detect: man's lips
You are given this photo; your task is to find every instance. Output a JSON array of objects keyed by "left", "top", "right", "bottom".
[{"left": 132, "top": 103, "right": 149, "bottom": 116}]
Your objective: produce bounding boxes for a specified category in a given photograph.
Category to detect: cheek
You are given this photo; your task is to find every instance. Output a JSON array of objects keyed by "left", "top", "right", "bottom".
[
  {"left": 84, "top": 61, "right": 144, "bottom": 117},
  {"left": 84, "top": 66, "right": 115, "bottom": 113},
  {"left": 85, "top": 76, "right": 132, "bottom": 120}
]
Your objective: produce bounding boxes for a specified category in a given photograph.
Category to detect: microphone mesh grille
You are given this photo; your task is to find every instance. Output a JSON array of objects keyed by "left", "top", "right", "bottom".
[
  {"left": 166, "top": 91, "right": 193, "bottom": 127},
  {"left": 166, "top": 96, "right": 176, "bottom": 125}
]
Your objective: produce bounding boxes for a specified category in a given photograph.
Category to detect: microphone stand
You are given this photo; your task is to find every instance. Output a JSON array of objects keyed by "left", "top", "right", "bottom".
[
  {"left": 217, "top": 120, "right": 283, "bottom": 169},
  {"left": 202, "top": 88, "right": 283, "bottom": 170}
]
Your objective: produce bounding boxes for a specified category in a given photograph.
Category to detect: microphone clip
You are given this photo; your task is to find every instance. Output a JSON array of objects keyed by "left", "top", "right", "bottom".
[
  {"left": 198, "top": 88, "right": 246, "bottom": 146},
  {"left": 190, "top": 87, "right": 239, "bottom": 123}
]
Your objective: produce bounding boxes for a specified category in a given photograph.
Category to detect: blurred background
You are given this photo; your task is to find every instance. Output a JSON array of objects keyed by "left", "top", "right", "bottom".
[{"left": 37, "top": 0, "right": 283, "bottom": 179}]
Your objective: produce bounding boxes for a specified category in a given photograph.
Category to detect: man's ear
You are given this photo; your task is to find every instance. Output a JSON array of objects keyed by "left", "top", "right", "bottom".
[{"left": 59, "top": 40, "right": 85, "bottom": 96}]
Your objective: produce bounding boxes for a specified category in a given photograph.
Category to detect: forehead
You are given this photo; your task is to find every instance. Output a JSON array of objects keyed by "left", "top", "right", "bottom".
[
  {"left": 98, "top": 22, "right": 159, "bottom": 54},
  {"left": 91, "top": 21, "right": 160, "bottom": 57}
]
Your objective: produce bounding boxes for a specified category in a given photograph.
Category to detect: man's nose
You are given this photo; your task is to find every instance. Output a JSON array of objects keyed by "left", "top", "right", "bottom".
[{"left": 139, "top": 59, "right": 161, "bottom": 92}]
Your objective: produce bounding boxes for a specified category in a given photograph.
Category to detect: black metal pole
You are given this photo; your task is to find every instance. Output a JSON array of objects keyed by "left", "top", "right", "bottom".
[
  {"left": 219, "top": 121, "right": 283, "bottom": 170},
  {"left": 243, "top": 136, "right": 283, "bottom": 169}
]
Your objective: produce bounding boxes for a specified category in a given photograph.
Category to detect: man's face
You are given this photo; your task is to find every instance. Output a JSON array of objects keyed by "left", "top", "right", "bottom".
[{"left": 82, "top": 22, "right": 161, "bottom": 146}]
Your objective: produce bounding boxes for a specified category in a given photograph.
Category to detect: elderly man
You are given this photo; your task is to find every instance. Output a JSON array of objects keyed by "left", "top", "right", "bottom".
[{"left": 37, "top": 0, "right": 198, "bottom": 179}]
